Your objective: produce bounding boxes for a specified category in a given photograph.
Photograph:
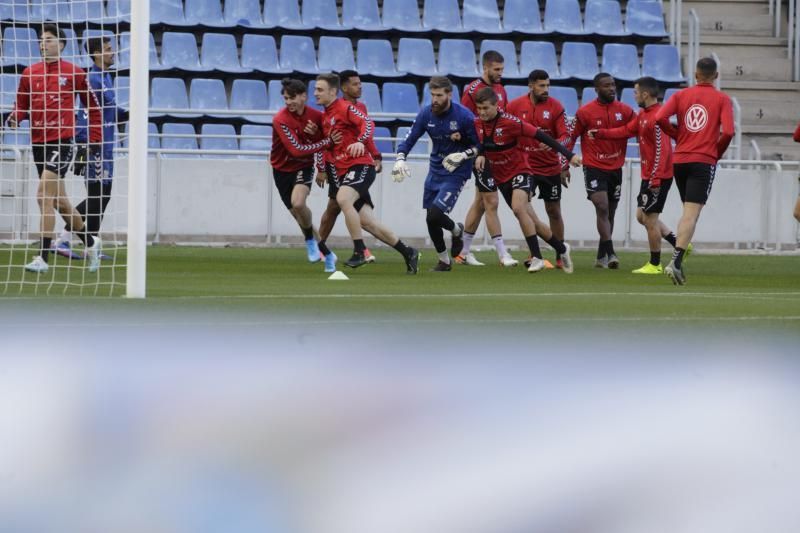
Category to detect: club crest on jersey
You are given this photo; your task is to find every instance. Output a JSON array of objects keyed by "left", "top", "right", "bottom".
[
  {"left": 450, "top": 121, "right": 458, "bottom": 131},
  {"left": 615, "top": 112, "right": 623, "bottom": 121},
  {"left": 543, "top": 110, "right": 550, "bottom": 119},
  {"left": 495, "top": 128, "right": 503, "bottom": 137},
  {"left": 329, "top": 117, "right": 336, "bottom": 125},
  {"left": 59, "top": 76, "right": 67, "bottom": 87}
]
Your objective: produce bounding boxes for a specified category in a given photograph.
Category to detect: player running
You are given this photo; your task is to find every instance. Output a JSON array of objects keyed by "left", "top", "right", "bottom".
[
  {"left": 589, "top": 76, "right": 683, "bottom": 274},
  {"left": 270, "top": 78, "right": 329, "bottom": 267},
  {"left": 656, "top": 57, "right": 735, "bottom": 285},
  {"left": 456, "top": 50, "right": 508, "bottom": 266},
  {"left": 507, "top": 69, "right": 571, "bottom": 269},
  {"left": 57, "top": 35, "right": 127, "bottom": 261},
  {"left": 6, "top": 24, "right": 102, "bottom": 274},
  {"left": 568, "top": 73, "right": 635, "bottom": 269},
  {"left": 314, "top": 73, "right": 420, "bottom": 274},
  {"left": 392, "top": 76, "right": 478, "bottom": 272},
  {"left": 316, "top": 70, "right": 378, "bottom": 266},
  {"left": 444, "top": 87, "right": 580, "bottom": 273}
]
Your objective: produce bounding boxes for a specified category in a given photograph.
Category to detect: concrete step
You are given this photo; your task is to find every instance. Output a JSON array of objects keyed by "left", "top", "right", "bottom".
[
  {"left": 747, "top": 134, "right": 800, "bottom": 161},
  {"left": 742, "top": 123, "right": 800, "bottom": 135},
  {"left": 724, "top": 87, "right": 800, "bottom": 100},
  {"left": 710, "top": 52, "right": 793, "bottom": 82},
  {"left": 680, "top": 0, "right": 770, "bottom": 18},
  {"left": 700, "top": 44, "right": 786, "bottom": 60},
  {"left": 722, "top": 80, "right": 800, "bottom": 91},
  {"left": 679, "top": 0, "right": 774, "bottom": 36},
  {"left": 737, "top": 98, "right": 799, "bottom": 126}
]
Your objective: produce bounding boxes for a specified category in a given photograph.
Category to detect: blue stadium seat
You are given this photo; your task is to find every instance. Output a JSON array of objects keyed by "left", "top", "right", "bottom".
[
  {"left": 190, "top": 78, "right": 229, "bottom": 118},
  {"left": 279, "top": 35, "right": 318, "bottom": 74},
  {"left": 627, "top": 0, "right": 668, "bottom": 37},
  {"left": 61, "top": 28, "right": 89, "bottom": 69},
  {"left": 621, "top": 87, "right": 638, "bottom": 109},
  {"left": 602, "top": 43, "right": 641, "bottom": 81},
  {"left": 115, "top": 76, "right": 130, "bottom": 110},
  {"left": 1, "top": 27, "right": 40, "bottom": 68},
  {"left": 395, "top": 126, "right": 430, "bottom": 155},
  {"left": 549, "top": 86, "right": 579, "bottom": 116},
  {"left": 381, "top": 0, "right": 424, "bottom": 32},
  {"left": 263, "top": 0, "right": 312, "bottom": 30},
  {"left": 357, "top": 39, "right": 404, "bottom": 78},
  {"left": 503, "top": 0, "right": 542, "bottom": 34},
  {"left": 543, "top": 0, "right": 587, "bottom": 35},
  {"left": 382, "top": 82, "right": 419, "bottom": 122},
  {"left": 342, "top": 0, "right": 382, "bottom": 31},
  {"left": 642, "top": 44, "right": 684, "bottom": 82},
  {"left": 118, "top": 32, "right": 164, "bottom": 72},
  {"left": 1, "top": 0, "right": 29, "bottom": 23},
  {"left": 302, "top": 0, "right": 346, "bottom": 30},
  {"left": 200, "top": 124, "right": 238, "bottom": 158},
  {"left": 161, "top": 123, "right": 199, "bottom": 158},
  {"left": 519, "top": 41, "right": 562, "bottom": 79},
  {"left": 560, "top": 42, "right": 599, "bottom": 81},
  {"left": 29, "top": 0, "right": 71, "bottom": 23},
  {"left": 318, "top": 36, "right": 356, "bottom": 72},
  {"left": 438, "top": 39, "right": 479, "bottom": 78},
  {"left": 373, "top": 126, "right": 393, "bottom": 155},
  {"left": 627, "top": 142, "right": 640, "bottom": 158},
  {"left": 106, "top": 0, "right": 132, "bottom": 23},
  {"left": 184, "top": 0, "right": 228, "bottom": 27},
  {"left": 422, "top": 0, "right": 462, "bottom": 33},
  {"left": 505, "top": 85, "right": 529, "bottom": 101},
  {"left": 397, "top": 38, "right": 437, "bottom": 77},
  {"left": 463, "top": 0, "right": 507, "bottom": 34},
  {"left": 70, "top": 0, "right": 107, "bottom": 24},
  {"left": 122, "top": 122, "right": 160, "bottom": 151},
  {"left": 360, "top": 82, "right": 386, "bottom": 121},
  {"left": 160, "top": 32, "right": 210, "bottom": 72},
  {"left": 239, "top": 124, "right": 272, "bottom": 158},
  {"left": 0, "top": 73, "right": 20, "bottom": 111},
  {"left": 421, "top": 82, "right": 460, "bottom": 107},
  {"left": 231, "top": 79, "right": 270, "bottom": 124},
  {"left": 150, "top": 78, "right": 198, "bottom": 118},
  {"left": 200, "top": 33, "right": 252, "bottom": 73},
  {"left": 663, "top": 87, "right": 680, "bottom": 104},
  {"left": 585, "top": 0, "right": 628, "bottom": 36},
  {"left": 479, "top": 40, "right": 521, "bottom": 78},
  {"left": 241, "top": 34, "right": 288, "bottom": 73},
  {"left": 267, "top": 80, "right": 284, "bottom": 110},
  {"left": 223, "top": 0, "right": 270, "bottom": 28},
  {"left": 148, "top": 0, "right": 185, "bottom": 25},
  {"left": 581, "top": 86, "right": 596, "bottom": 105}
]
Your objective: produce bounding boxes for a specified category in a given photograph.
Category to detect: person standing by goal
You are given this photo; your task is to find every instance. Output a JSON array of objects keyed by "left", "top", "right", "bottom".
[{"left": 6, "top": 24, "right": 102, "bottom": 274}]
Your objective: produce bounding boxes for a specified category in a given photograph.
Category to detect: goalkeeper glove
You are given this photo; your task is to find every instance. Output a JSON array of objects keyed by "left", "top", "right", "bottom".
[
  {"left": 443, "top": 152, "right": 468, "bottom": 173},
  {"left": 392, "top": 157, "right": 411, "bottom": 182}
]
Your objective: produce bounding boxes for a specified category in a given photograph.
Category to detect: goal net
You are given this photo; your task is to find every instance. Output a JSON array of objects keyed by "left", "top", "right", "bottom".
[{"left": 0, "top": 0, "right": 145, "bottom": 297}]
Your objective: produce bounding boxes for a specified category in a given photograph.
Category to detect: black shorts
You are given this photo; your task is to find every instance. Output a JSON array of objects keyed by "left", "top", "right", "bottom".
[
  {"left": 532, "top": 173, "right": 562, "bottom": 202},
  {"left": 584, "top": 166, "right": 622, "bottom": 202},
  {"left": 674, "top": 162, "right": 716, "bottom": 205},
  {"left": 337, "top": 164, "right": 375, "bottom": 211},
  {"left": 32, "top": 141, "right": 74, "bottom": 178},
  {"left": 325, "top": 163, "right": 339, "bottom": 200},
  {"left": 637, "top": 178, "right": 673, "bottom": 214},
  {"left": 273, "top": 167, "right": 314, "bottom": 210},
  {"left": 498, "top": 174, "right": 533, "bottom": 207},
  {"left": 474, "top": 165, "right": 496, "bottom": 193}
]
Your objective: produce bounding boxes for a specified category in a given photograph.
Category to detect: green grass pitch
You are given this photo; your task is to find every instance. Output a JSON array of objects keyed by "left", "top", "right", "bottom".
[{"left": 2, "top": 246, "right": 799, "bottom": 332}]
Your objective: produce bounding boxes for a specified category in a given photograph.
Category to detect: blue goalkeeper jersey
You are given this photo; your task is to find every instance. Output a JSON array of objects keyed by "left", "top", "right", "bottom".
[
  {"left": 397, "top": 102, "right": 478, "bottom": 181},
  {"left": 75, "top": 65, "right": 124, "bottom": 160}
]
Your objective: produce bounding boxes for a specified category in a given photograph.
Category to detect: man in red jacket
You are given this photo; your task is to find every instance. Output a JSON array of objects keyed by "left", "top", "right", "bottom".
[
  {"left": 568, "top": 73, "right": 635, "bottom": 269},
  {"left": 271, "top": 78, "right": 331, "bottom": 268},
  {"left": 590, "top": 77, "right": 682, "bottom": 274},
  {"left": 6, "top": 24, "right": 102, "bottom": 274},
  {"left": 313, "top": 73, "right": 419, "bottom": 273},
  {"left": 657, "top": 57, "right": 735, "bottom": 285}
]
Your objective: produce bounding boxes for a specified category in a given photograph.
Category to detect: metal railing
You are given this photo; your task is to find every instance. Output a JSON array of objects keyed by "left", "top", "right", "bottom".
[
  {"left": 687, "top": 9, "right": 700, "bottom": 87},
  {"left": 670, "top": 0, "right": 684, "bottom": 57}
]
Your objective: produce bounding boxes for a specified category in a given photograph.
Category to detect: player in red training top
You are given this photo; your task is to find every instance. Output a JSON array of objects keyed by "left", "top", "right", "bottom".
[
  {"left": 794, "top": 121, "right": 800, "bottom": 223},
  {"left": 270, "top": 78, "right": 331, "bottom": 268},
  {"left": 315, "top": 70, "right": 379, "bottom": 265},
  {"left": 568, "top": 73, "right": 636, "bottom": 269},
  {"left": 656, "top": 57, "right": 735, "bottom": 285},
  {"left": 7, "top": 24, "right": 103, "bottom": 274},
  {"left": 444, "top": 87, "right": 581, "bottom": 273},
  {"left": 507, "top": 69, "right": 572, "bottom": 269},
  {"left": 590, "top": 77, "right": 682, "bottom": 275},
  {"left": 457, "top": 50, "right": 508, "bottom": 267},
  {"left": 313, "top": 73, "right": 420, "bottom": 274}
]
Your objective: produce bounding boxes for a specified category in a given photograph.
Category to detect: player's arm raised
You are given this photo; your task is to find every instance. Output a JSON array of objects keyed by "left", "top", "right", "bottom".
[
  {"left": 655, "top": 94, "right": 678, "bottom": 136},
  {"left": 275, "top": 118, "right": 332, "bottom": 158},
  {"left": 590, "top": 114, "right": 639, "bottom": 140},
  {"left": 522, "top": 121, "right": 580, "bottom": 167}
]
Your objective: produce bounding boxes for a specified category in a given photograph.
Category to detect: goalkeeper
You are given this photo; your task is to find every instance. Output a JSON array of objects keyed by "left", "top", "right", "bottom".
[{"left": 392, "top": 76, "right": 478, "bottom": 272}]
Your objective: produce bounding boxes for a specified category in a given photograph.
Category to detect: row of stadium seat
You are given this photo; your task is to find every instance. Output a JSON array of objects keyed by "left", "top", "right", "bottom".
[
  {"left": 0, "top": 26, "right": 114, "bottom": 69},
  {"left": 0, "top": 27, "right": 683, "bottom": 84},
  {"left": 0, "top": 0, "right": 668, "bottom": 38}
]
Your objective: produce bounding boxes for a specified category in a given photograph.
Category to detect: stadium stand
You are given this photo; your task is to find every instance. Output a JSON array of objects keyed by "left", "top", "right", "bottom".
[
  {"left": 230, "top": 79, "right": 270, "bottom": 123},
  {"left": 239, "top": 124, "right": 272, "bottom": 159},
  {"left": 543, "top": 0, "right": 587, "bottom": 36},
  {"left": 601, "top": 43, "right": 642, "bottom": 82},
  {"left": 1, "top": 27, "right": 40, "bottom": 68},
  {"left": 161, "top": 123, "right": 200, "bottom": 157},
  {"left": 200, "top": 123, "right": 239, "bottom": 157},
  {"left": 200, "top": 33, "right": 252, "bottom": 74},
  {"left": 241, "top": 34, "right": 288, "bottom": 74},
  {"left": 559, "top": 42, "right": 599, "bottom": 81},
  {"left": 189, "top": 78, "right": 229, "bottom": 118},
  {"left": 356, "top": 39, "right": 405, "bottom": 78},
  {"left": 502, "top": 0, "right": 542, "bottom": 34},
  {"left": 585, "top": 0, "right": 628, "bottom": 37},
  {"left": 396, "top": 38, "right": 437, "bottom": 77},
  {"left": 359, "top": 81, "right": 385, "bottom": 120},
  {"left": 222, "top": 0, "right": 270, "bottom": 28},
  {"left": 422, "top": 0, "right": 462, "bottom": 33},
  {"left": 381, "top": 0, "right": 424, "bottom": 32},
  {"left": 462, "top": 0, "right": 507, "bottom": 34},
  {"left": 519, "top": 41, "right": 563, "bottom": 80},
  {"left": 437, "top": 39, "right": 479, "bottom": 78},
  {"left": 381, "top": 82, "right": 419, "bottom": 122},
  {"left": 549, "top": 86, "right": 579, "bottom": 116},
  {"left": 278, "top": 35, "right": 319, "bottom": 74},
  {"left": 148, "top": 0, "right": 185, "bottom": 25},
  {"left": 642, "top": 44, "right": 685, "bottom": 83},
  {"left": 318, "top": 36, "right": 357, "bottom": 72},
  {"left": 479, "top": 40, "right": 522, "bottom": 78},
  {"left": 342, "top": 0, "right": 383, "bottom": 31},
  {"left": 372, "top": 126, "right": 393, "bottom": 155},
  {"left": 302, "top": 0, "right": 346, "bottom": 31},
  {"left": 150, "top": 77, "right": 200, "bottom": 118},
  {"left": 160, "top": 32, "right": 209, "bottom": 72},
  {"left": 264, "top": 0, "right": 312, "bottom": 30}
]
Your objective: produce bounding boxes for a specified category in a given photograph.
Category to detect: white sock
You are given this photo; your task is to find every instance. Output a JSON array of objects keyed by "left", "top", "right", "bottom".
[
  {"left": 437, "top": 251, "right": 451, "bottom": 264},
  {"left": 493, "top": 235, "right": 507, "bottom": 258},
  {"left": 58, "top": 229, "right": 71, "bottom": 243},
  {"left": 462, "top": 231, "right": 475, "bottom": 256}
]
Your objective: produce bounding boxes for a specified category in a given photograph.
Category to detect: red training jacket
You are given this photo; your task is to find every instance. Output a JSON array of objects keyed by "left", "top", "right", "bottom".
[
  {"left": 271, "top": 105, "right": 325, "bottom": 172},
  {"left": 12, "top": 59, "right": 101, "bottom": 143},
  {"left": 596, "top": 103, "right": 676, "bottom": 187},
  {"left": 351, "top": 100, "right": 381, "bottom": 162},
  {"left": 793, "top": 121, "right": 800, "bottom": 143},
  {"left": 568, "top": 99, "right": 635, "bottom": 171},
  {"left": 475, "top": 112, "right": 539, "bottom": 184},
  {"left": 321, "top": 98, "right": 375, "bottom": 176},
  {"left": 655, "top": 83, "right": 735, "bottom": 165},
  {"left": 507, "top": 94, "right": 570, "bottom": 176},
  {"left": 461, "top": 78, "right": 507, "bottom": 114}
]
